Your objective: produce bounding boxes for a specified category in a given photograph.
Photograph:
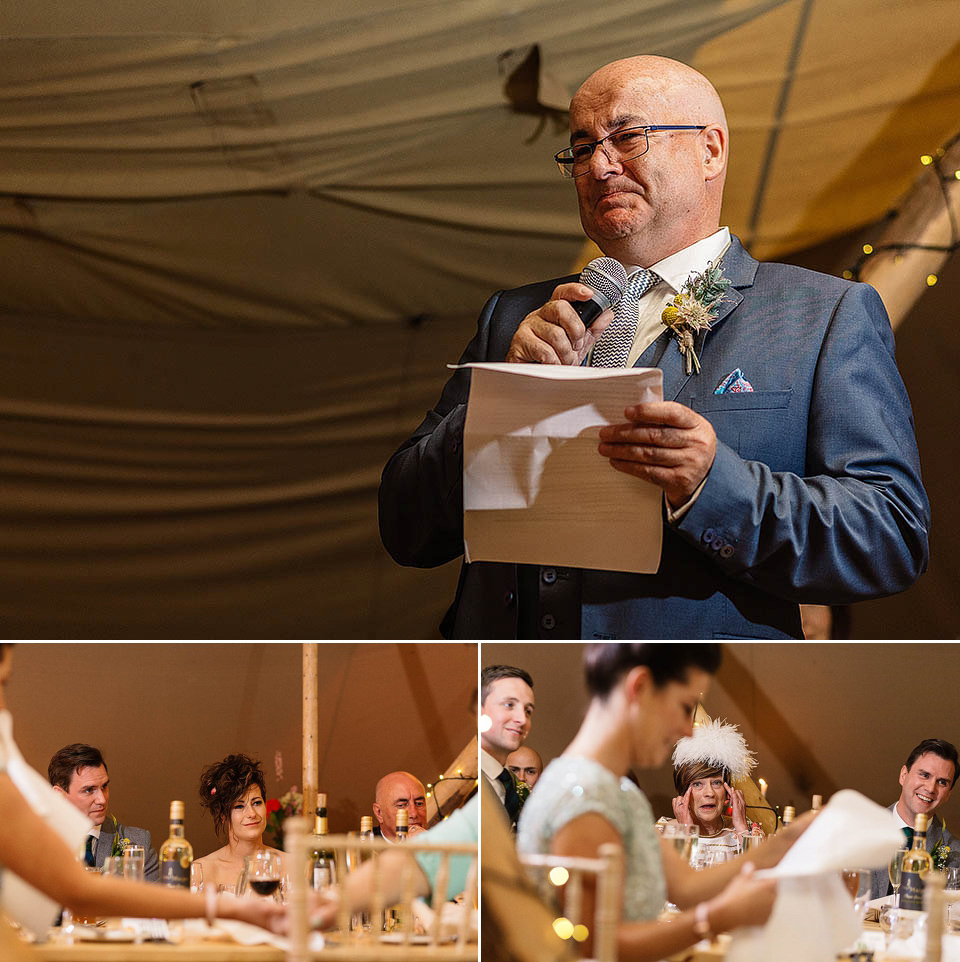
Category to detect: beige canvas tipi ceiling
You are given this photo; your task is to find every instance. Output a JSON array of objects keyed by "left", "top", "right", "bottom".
[{"left": 0, "top": 0, "right": 956, "bottom": 637}]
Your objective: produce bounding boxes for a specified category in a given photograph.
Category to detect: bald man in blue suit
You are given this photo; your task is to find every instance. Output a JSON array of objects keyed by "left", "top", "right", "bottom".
[{"left": 379, "top": 56, "right": 928, "bottom": 639}]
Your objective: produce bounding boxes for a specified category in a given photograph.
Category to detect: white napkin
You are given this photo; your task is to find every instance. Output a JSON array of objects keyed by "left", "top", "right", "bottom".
[
  {"left": 726, "top": 789, "right": 904, "bottom": 962},
  {"left": 0, "top": 710, "right": 92, "bottom": 942},
  {"left": 186, "top": 917, "right": 324, "bottom": 951}
]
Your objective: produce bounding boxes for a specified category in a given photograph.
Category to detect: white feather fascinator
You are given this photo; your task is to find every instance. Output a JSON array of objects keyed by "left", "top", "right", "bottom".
[{"left": 672, "top": 718, "right": 757, "bottom": 782}]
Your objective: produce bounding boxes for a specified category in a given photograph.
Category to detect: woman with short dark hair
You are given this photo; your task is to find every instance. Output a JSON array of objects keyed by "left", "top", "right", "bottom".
[{"left": 193, "top": 754, "right": 284, "bottom": 894}]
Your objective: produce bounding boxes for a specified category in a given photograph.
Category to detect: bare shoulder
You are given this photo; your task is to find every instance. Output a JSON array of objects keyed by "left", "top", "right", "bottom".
[{"left": 551, "top": 812, "right": 621, "bottom": 859}]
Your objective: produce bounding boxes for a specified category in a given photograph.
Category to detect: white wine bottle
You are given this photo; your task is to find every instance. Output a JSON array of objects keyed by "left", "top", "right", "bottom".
[
  {"left": 159, "top": 800, "right": 193, "bottom": 888},
  {"left": 395, "top": 808, "right": 409, "bottom": 843},
  {"left": 900, "top": 813, "right": 933, "bottom": 911},
  {"left": 778, "top": 805, "right": 795, "bottom": 831},
  {"left": 312, "top": 792, "right": 335, "bottom": 890}
]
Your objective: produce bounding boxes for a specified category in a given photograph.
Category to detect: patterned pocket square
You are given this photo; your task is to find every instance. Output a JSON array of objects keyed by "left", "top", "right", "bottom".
[{"left": 714, "top": 368, "right": 754, "bottom": 394}]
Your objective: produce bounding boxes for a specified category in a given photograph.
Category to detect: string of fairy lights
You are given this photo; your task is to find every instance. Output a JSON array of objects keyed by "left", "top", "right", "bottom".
[
  {"left": 842, "top": 130, "right": 960, "bottom": 285},
  {"left": 425, "top": 771, "right": 479, "bottom": 822}
]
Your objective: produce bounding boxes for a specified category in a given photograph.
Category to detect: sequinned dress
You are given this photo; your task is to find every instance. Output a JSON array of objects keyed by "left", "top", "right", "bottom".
[{"left": 516, "top": 755, "right": 666, "bottom": 921}]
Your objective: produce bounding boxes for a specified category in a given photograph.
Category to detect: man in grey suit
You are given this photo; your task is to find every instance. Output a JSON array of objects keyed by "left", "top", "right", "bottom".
[
  {"left": 869, "top": 738, "right": 960, "bottom": 899},
  {"left": 379, "top": 54, "right": 929, "bottom": 639},
  {"left": 49, "top": 743, "right": 159, "bottom": 882}
]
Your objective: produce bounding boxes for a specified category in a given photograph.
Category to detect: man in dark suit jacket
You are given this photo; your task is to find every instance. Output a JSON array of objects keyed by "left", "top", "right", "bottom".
[
  {"left": 49, "top": 743, "right": 160, "bottom": 881},
  {"left": 379, "top": 55, "right": 929, "bottom": 639},
  {"left": 869, "top": 738, "right": 960, "bottom": 899}
]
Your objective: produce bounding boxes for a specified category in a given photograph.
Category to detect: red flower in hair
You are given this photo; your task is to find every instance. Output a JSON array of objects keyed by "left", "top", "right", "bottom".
[{"left": 266, "top": 798, "right": 281, "bottom": 814}]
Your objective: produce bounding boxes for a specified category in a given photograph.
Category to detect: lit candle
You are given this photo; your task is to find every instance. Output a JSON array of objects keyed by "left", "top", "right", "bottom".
[{"left": 758, "top": 778, "right": 768, "bottom": 798}]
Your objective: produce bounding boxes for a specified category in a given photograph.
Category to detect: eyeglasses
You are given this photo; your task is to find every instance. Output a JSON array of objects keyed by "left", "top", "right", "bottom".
[{"left": 554, "top": 124, "right": 707, "bottom": 178}]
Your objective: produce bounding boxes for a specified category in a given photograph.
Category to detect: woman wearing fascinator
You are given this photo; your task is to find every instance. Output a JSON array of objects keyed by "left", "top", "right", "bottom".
[
  {"left": 517, "top": 645, "right": 812, "bottom": 962},
  {"left": 665, "top": 719, "right": 765, "bottom": 867}
]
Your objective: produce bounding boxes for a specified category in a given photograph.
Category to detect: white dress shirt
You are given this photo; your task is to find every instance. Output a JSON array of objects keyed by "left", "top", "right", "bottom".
[{"left": 481, "top": 747, "right": 507, "bottom": 803}]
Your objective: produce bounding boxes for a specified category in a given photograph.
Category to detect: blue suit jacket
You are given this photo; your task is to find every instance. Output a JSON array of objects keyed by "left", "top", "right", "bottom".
[{"left": 378, "top": 237, "right": 929, "bottom": 638}]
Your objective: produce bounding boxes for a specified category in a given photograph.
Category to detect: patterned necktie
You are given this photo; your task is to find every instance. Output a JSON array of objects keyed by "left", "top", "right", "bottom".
[
  {"left": 591, "top": 268, "right": 659, "bottom": 367},
  {"left": 902, "top": 827, "right": 914, "bottom": 846},
  {"left": 497, "top": 768, "right": 521, "bottom": 826},
  {"left": 84, "top": 834, "right": 96, "bottom": 867}
]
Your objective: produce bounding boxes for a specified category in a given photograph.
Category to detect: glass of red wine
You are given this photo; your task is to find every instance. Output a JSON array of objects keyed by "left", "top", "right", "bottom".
[{"left": 240, "top": 851, "right": 283, "bottom": 901}]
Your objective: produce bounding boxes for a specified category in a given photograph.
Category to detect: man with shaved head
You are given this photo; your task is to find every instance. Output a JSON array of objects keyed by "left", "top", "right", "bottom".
[
  {"left": 506, "top": 746, "right": 543, "bottom": 791},
  {"left": 380, "top": 55, "right": 928, "bottom": 639},
  {"left": 372, "top": 771, "right": 427, "bottom": 842}
]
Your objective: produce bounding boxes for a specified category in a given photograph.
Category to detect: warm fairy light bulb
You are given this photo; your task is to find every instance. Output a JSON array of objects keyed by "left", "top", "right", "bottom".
[
  {"left": 954, "top": 170, "right": 960, "bottom": 180},
  {"left": 479, "top": 714, "right": 492, "bottom": 733},
  {"left": 549, "top": 867, "right": 569, "bottom": 886},
  {"left": 572, "top": 924, "right": 590, "bottom": 942},
  {"left": 842, "top": 270, "right": 853, "bottom": 280},
  {"left": 927, "top": 274, "right": 938, "bottom": 286},
  {"left": 921, "top": 155, "right": 934, "bottom": 165},
  {"left": 553, "top": 918, "right": 574, "bottom": 940},
  {"left": 862, "top": 244, "right": 873, "bottom": 254}
]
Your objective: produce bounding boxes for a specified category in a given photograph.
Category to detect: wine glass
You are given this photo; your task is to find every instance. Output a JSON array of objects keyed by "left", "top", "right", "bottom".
[
  {"left": 841, "top": 868, "right": 872, "bottom": 920},
  {"left": 662, "top": 823, "right": 698, "bottom": 865},
  {"left": 888, "top": 849, "right": 906, "bottom": 907},
  {"left": 239, "top": 851, "right": 282, "bottom": 900},
  {"left": 190, "top": 861, "right": 203, "bottom": 893}
]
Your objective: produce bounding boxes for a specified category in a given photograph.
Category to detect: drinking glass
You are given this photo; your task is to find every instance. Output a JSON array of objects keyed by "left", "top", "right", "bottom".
[
  {"left": 238, "top": 851, "right": 282, "bottom": 900},
  {"left": 841, "top": 868, "right": 872, "bottom": 919},
  {"left": 190, "top": 861, "right": 204, "bottom": 893},
  {"left": 101, "top": 856, "right": 124, "bottom": 878},
  {"left": 740, "top": 834, "right": 764, "bottom": 857},
  {"left": 889, "top": 849, "right": 906, "bottom": 907},
  {"left": 122, "top": 846, "right": 145, "bottom": 881},
  {"left": 312, "top": 855, "right": 337, "bottom": 892},
  {"left": 662, "top": 824, "right": 699, "bottom": 865}
]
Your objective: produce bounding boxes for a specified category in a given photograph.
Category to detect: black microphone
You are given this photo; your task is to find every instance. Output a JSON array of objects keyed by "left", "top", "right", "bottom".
[{"left": 572, "top": 256, "right": 628, "bottom": 328}]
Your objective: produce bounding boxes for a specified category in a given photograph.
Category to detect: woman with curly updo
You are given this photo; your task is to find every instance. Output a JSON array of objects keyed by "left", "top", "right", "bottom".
[{"left": 194, "top": 754, "right": 284, "bottom": 893}]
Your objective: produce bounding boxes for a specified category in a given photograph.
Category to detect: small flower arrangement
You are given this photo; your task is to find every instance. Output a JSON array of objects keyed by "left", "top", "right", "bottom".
[
  {"left": 661, "top": 262, "right": 731, "bottom": 374},
  {"left": 264, "top": 786, "right": 302, "bottom": 850},
  {"left": 932, "top": 837, "right": 952, "bottom": 871},
  {"left": 108, "top": 815, "right": 132, "bottom": 858},
  {"left": 512, "top": 772, "right": 531, "bottom": 806}
]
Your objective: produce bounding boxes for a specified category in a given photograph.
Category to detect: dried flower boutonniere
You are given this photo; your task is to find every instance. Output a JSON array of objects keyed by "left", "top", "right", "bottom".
[
  {"left": 661, "top": 262, "right": 731, "bottom": 374},
  {"left": 108, "top": 814, "right": 132, "bottom": 857}
]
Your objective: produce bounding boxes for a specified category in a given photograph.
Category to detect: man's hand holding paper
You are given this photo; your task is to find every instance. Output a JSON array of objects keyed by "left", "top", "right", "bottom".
[{"left": 598, "top": 400, "right": 718, "bottom": 508}]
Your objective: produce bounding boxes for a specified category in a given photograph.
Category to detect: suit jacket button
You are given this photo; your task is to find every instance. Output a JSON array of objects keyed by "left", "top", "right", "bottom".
[
  {"left": 719, "top": 545, "right": 734, "bottom": 559},
  {"left": 702, "top": 528, "right": 716, "bottom": 544},
  {"left": 540, "top": 614, "right": 556, "bottom": 630},
  {"left": 711, "top": 536, "right": 725, "bottom": 551},
  {"left": 542, "top": 568, "right": 557, "bottom": 584},
  {"left": 503, "top": 591, "right": 515, "bottom": 606}
]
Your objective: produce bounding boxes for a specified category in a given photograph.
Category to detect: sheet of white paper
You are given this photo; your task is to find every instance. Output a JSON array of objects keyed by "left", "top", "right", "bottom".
[
  {"left": 727, "top": 790, "right": 905, "bottom": 962},
  {"left": 459, "top": 362, "right": 664, "bottom": 573}
]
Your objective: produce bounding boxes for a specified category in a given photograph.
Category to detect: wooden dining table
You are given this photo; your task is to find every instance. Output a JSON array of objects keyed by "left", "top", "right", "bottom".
[{"left": 28, "top": 925, "right": 477, "bottom": 962}]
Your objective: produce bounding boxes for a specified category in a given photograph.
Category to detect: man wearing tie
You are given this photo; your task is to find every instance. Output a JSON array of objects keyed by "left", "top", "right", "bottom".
[
  {"left": 479, "top": 665, "right": 534, "bottom": 830},
  {"left": 378, "top": 55, "right": 928, "bottom": 639},
  {"left": 869, "top": 738, "right": 960, "bottom": 898},
  {"left": 48, "top": 743, "right": 159, "bottom": 881}
]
